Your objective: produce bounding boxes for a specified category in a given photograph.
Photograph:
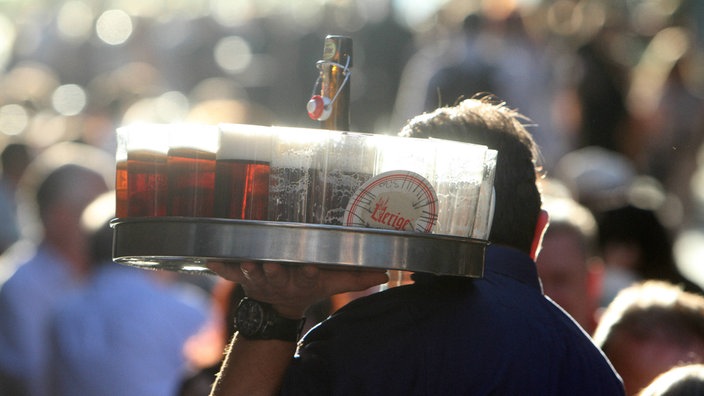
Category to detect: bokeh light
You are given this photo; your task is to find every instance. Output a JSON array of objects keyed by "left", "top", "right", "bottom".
[
  {"left": 210, "top": 0, "right": 255, "bottom": 27},
  {"left": 0, "top": 14, "right": 16, "bottom": 71},
  {"left": 0, "top": 104, "right": 29, "bottom": 136},
  {"left": 57, "top": 1, "right": 95, "bottom": 43},
  {"left": 214, "top": 36, "right": 252, "bottom": 74},
  {"left": 96, "top": 9, "right": 133, "bottom": 45},
  {"left": 155, "top": 91, "right": 190, "bottom": 122},
  {"left": 52, "top": 84, "right": 87, "bottom": 116}
]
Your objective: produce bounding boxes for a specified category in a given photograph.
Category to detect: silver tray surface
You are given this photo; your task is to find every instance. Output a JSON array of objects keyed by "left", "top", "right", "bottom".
[{"left": 111, "top": 217, "right": 487, "bottom": 277}]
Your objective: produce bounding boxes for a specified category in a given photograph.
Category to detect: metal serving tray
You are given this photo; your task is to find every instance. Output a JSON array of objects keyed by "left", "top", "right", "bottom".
[{"left": 111, "top": 218, "right": 487, "bottom": 277}]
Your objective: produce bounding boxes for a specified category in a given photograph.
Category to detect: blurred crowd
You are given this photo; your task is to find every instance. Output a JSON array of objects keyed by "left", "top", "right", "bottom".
[{"left": 0, "top": 0, "right": 704, "bottom": 395}]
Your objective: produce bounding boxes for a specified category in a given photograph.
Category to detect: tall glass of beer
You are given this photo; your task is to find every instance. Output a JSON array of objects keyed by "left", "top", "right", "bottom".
[
  {"left": 310, "top": 131, "right": 378, "bottom": 225},
  {"left": 214, "top": 124, "right": 273, "bottom": 220},
  {"left": 431, "top": 138, "right": 488, "bottom": 237},
  {"left": 115, "top": 128, "right": 128, "bottom": 218},
  {"left": 471, "top": 149, "right": 497, "bottom": 240},
  {"left": 167, "top": 124, "right": 219, "bottom": 217},
  {"left": 268, "top": 127, "right": 329, "bottom": 223},
  {"left": 375, "top": 135, "right": 436, "bottom": 182},
  {"left": 116, "top": 124, "right": 170, "bottom": 217}
]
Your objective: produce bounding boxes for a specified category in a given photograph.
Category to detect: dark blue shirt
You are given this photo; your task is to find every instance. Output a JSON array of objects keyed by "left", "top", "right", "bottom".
[{"left": 282, "top": 245, "right": 625, "bottom": 395}]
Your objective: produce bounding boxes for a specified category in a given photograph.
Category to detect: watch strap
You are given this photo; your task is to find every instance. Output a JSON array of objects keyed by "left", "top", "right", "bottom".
[{"left": 235, "top": 298, "right": 306, "bottom": 342}]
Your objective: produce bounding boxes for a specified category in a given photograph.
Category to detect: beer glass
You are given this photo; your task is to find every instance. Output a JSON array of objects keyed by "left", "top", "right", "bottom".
[
  {"left": 339, "top": 135, "right": 436, "bottom": 232},
  {"left": 268, "top": 127, "right": 329, "bottom": 223},
  {"left": 375, "top": 135, "right": 436, "bottom": 183},
  {"left": 471, "top": 149, "right": 497, "bottom": 240},
  {"left": 310, "top": 131, "right": 378, "bottom": 225},
  {"left": 431, "top": 138, "right": 488, "bottom": 237},
  {"left": 116, "top": 124, "right": 169, "bottom": 217},
  {"left": 115, "top": 128, "right": 128, "bottom": 218},
  {"left": 167, "top": 124, "right": 219, "bottom": 217},
  {"left": 214, "top": 124, "right": 273, "bottom": 220}
]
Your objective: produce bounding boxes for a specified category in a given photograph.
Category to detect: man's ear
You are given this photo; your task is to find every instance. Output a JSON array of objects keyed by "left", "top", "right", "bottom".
[{"left": 530, "top": 209, "right": 549, "bottom": 261}]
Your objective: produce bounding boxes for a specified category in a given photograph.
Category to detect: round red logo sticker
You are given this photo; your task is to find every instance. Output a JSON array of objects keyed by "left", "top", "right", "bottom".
[{"left": 345, "top": 170, "right": 438, "bottom": 232}]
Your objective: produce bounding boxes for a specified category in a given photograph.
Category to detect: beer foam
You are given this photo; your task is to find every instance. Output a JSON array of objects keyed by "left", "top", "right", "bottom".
[
  {"left": 270, "top": 126, "right": 329, "bottom": 169},
  {"left": 271, "top": 150, "right": 313, "bottom": 169},
  {"left": 218, "top": 124, "right": 273, "bottom": 162},
  {"left": 119, "top": 123, "right": 170, "bottom": 153},
  {"left": 326, "top": 132, "right": 377, "bottom": 173}
]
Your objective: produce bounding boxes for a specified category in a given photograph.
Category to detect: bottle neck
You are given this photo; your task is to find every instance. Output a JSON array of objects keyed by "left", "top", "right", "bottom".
[{"left": 320, "top": 35, "right": 351, "bottom": 131}]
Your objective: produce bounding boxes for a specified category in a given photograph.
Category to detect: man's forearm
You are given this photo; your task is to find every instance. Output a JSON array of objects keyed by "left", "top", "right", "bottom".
[
  {"left": 205, "top": 262, "right": 388, "bottom": 396},
  {"left": 210, "top": 334, "right": 297, "bottom": 396}
]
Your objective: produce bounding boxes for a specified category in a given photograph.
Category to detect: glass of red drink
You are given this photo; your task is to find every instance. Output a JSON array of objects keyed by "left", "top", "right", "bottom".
[
  {"left": 167, "top": 124, "right": 219, "bottom": 217},
  {"left": 116, "top": 124, "right": 170, "bottom": 217},
  {"left": 214, "top": 124, "right": 273, "bottom": 220}
]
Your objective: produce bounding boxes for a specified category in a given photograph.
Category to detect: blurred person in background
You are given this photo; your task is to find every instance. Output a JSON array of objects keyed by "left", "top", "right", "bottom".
[
  {"left": 0, "top": 142, "right": 33, "bottom": 255},
  {"left": 553, "top": 146, "right": 637, "bottom": 215},
  {"left": 638, "top": 364, "right": 704, "bottom": 396},
  {"left": 598, "top": 202, "right": 702, "bottom": 305},
  {"left": 536, "top": 182, "right": 604, "bottom": 333},
  {"left": 47, "top": 191, "right": 209, "bottom": 396},
  {"left": 593, "top": 280, "right": 704, "bottom": 395},
  {"left": 0, "top": 142, "right": 111, "bottom": 396},
  {"left": 554, "top": 146, "right": 701, "bottom": 306}
]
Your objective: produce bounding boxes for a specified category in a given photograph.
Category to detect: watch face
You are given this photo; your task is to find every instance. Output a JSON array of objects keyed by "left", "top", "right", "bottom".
[{"left": 234, "top": 299, "right": 265, "bottom": 336}]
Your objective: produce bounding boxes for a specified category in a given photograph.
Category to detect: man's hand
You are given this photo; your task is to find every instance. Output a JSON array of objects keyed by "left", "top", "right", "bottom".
[{"left": 207, "top": 262, "right": 389, "bottom": 318}]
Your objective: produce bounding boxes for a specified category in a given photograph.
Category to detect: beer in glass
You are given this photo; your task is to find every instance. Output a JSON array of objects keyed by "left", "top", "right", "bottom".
[
  {"left": 309, "top": 131, "right": 377, "bottom": 225},
  {"left": 214, "top": 124, "right": 273, "bottom": 220},
  {"left": 167, "top": 124, "right": 219, "bottom": 217},
  {"left": 115, "top": 129, "right": 128, "bottom": 218},
  {"left": 268, "top": 127, "right": 329, "bottom": 223},
  {"left": 116, "top": 124, "right": 169, "bottom": 217},
  {"left": 431, "top": 138, "right": 487, "bottom": 237}
]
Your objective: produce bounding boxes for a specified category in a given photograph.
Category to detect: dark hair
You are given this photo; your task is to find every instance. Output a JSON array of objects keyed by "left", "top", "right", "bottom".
[
  {"left": 597, "top": 204, "right": 699, "bottom": 289},
  {"left": 400, "top": 96, "right": 542, "bottom": 253}
]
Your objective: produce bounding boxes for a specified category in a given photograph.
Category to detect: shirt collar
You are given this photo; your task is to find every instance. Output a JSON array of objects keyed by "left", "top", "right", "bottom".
[{"left": 485, "top": 244, "right": 542, "bottom": 292}]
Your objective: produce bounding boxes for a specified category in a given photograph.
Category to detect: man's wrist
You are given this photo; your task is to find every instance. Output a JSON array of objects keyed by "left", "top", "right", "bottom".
[
  {"left": 271, "top": 304, "right": 308, "bottom": 320},
  {"left": 234, "top": 298, "right": 306, "bottom": 342}
]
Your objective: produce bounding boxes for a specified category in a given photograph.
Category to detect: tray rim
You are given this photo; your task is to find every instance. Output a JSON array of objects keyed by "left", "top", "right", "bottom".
[{"left": 111, "top": 217, "right": 488, "bottom": 277}]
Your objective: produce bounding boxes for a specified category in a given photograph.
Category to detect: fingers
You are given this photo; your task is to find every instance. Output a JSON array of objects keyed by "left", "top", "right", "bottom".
[
  {"left": 240, "top": 261, "right": 264, "bottom": 284},
  {"left": 207, "top": 261, "right": 246, "bottom": 283},
  {"left": 261, "top": 262, "right": 290, "bottom": 290},
  {"left": 207, "top": 260, "right": 390, "bottom": 306},
  {"left": 319, "top": 268, "right": 389, "bottom": 295}
]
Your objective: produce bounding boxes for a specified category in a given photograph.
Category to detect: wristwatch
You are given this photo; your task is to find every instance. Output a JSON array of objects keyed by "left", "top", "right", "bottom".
[{"left": 233, "top": 298, "right": 306, "bottom": 342}]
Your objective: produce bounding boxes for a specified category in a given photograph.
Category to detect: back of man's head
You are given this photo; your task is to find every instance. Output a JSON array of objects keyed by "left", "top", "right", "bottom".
[
  {"left": 16, "top": 142, "right": 112, "bottom": 244},
  {"left": 400, "top": 96, "right": 542, "bottom": 254}
]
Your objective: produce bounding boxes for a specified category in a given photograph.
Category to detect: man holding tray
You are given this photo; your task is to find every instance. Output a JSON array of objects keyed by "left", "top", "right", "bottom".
[{"left": 207, "top": 96, "right": 625, "bottom": 395}]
